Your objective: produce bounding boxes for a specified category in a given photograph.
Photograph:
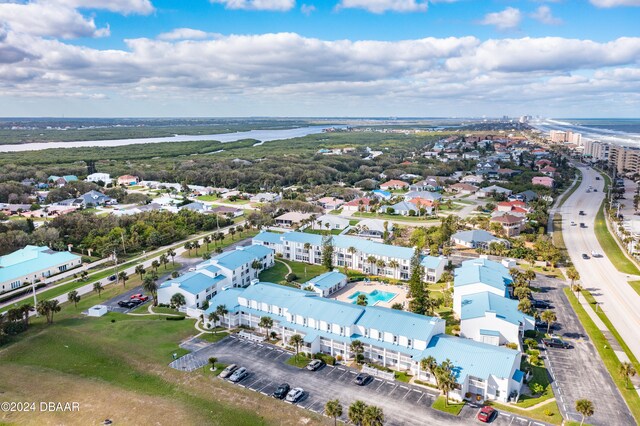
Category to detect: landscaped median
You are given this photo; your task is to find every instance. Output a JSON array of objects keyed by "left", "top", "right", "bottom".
[
  {"left": 594, "top": 201, "right": 640, "bottom": 277},
  {"left": 431, "top": 396, "right": 464, "bottom": 415},
  {"left": 563, "top": 288, "right": 640, "bottom": 423}
]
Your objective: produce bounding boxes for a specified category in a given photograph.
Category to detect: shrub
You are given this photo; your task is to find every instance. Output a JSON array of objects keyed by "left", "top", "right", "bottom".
[
  {"left": 285, "top": 272, "right": 298, "bottom": 282},
  {"left": 529, "top": 382, "right": 544, "bottom": 395},
  {"left": 524, "top": 330, "right": 538, "bottom": 338},
  {"left": 506, "top": 342, "right": 518, "bottom": 349},
  {"left": 166, "top": 316, "right": 186, "bottom": 321},
  {"left": 544, "top": 409, "right": 553, "bottom": 417},
  {"left": 313, "top": 353, "right": 336, "bottom": 366},
  {"left": 336, "top": 355, "right": 343, "bottom": 362},
  {"left": 524, "top": 338, "right": 538, "bottom": 349}
]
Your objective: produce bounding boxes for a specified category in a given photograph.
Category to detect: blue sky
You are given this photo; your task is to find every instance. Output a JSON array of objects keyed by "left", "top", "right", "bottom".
[{"left": 0, "top": 0, "right": 639, "bottom": 117}]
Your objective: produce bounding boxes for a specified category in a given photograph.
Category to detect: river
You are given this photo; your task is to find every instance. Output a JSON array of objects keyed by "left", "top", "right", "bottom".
[{"left": 0, "top": 125, "right": 334, "bottom": 153}]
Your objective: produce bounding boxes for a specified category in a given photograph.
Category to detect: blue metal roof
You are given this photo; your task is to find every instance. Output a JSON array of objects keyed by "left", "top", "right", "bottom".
[
  {"left": 239, "top": 244, "right": 274, "bottom": 259},
  {"left": 357, "top": 305, "right": 444, "bottom": 342},
  {"left": 212, "top": 249, "right": 258, "bottom": 270},
  {"left": 479, "top": 329, "right": 500, "bottom": 336},
  {"left": 0, "top": 246, "right": 80, "bottom": 283},
  {"left": 454, "top": 262, "right": 512, "bottom": 293},
  {"left": 461, "top": 258, "right": 509, "bottom": 274},
  {"left": 512, "top": 369, "right": 524, "bottom": 382},
  {"left": 204, "top": 287, "right": 244, "bottom": 314},
  {"left": 305, "top": 271, "right": 346, "bottom": 290},
  {"left": 421, "top": 256, "right": 445, "bottom": 269},
  {"left": 253, "top": 231, "right": 284, "bottom": 245},
  {"left": 452, "top": 230, "right": 501, "bottom": 244},
  {"left": 461, "top": 291, "right": 534, "bottom": 325},
  {"left": 419, "top": 334, "right": 519, "bottom": 383},
  {"left": 160, "top": 271, "right": 224, "bottom": 295}
]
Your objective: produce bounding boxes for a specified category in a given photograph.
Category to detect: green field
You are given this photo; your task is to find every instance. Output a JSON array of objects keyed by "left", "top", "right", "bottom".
[
  {"left": 196, "top": 195, "right": 220, "bottom": 202},
  {"left": 594, "top": 202, "right": 640, "bottom": 276},
  {"left": 488, "top": 399, "right": 562, "bottom": 425},
  {"left": 259, "top": 259, "right": 328, "bottom": 284}
]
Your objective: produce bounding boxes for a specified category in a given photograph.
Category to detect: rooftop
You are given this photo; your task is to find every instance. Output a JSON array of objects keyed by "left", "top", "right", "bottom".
[
  {"left": 461, "top": 291, "right": 534, "bottom": 325},
  {"left": 0, "top": 246, "right": 80, "bottom": 283},
  {"left": 304, "top": 270, "right": 346, "bottom": 290}
]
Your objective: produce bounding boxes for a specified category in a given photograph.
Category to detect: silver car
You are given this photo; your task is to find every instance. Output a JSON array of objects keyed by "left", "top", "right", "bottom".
[
  {"left": 219, "top": 364, "right": 238, "bottom": 379},
  {"left": 228, "top": 367, "right": 249, "bottom": 383}
]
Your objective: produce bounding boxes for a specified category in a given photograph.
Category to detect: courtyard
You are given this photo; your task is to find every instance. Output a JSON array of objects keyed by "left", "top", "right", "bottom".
[{"left": 331, "top": 280, "right": 409, "bottom": 308}]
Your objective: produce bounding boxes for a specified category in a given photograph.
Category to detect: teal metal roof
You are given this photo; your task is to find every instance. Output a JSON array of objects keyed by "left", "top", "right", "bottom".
[
  {"left": 479, "top": 329, "right": 500, "bottom": 336},
  {"left": 253, "top": 231, "right": 285, "bottom": 245},
  {"left": 304, "top": 271, "right": 346, "bottom": 290},
  {"left": 454, "top": 261, "right": 512, "bottom": 294},
  {"left": 452, "top": 230, "right": 501, "bottom": 244},
  {"left": 461, "top": 258, "right": 509, "bottom": 275},
  {"left": 160, "top": 271, "right": 224, "bottom": 295},
  {"left": 461, "top": 291, "right": 534, "bottom": 325},
  {"left": 512, "top": 369, "right": 524, "bottom": 382},
  {"left": 212, "top": 249, "right": 258, "bottom": 270},
  {"left": 421, "top": 256, "right": 445, "bottom": 269},
  {"left": 0, "top": 246, "right": 80, "bottom": 283},
  {"left": 419, "top": 334, "right": 519, "bottom": 383},
  {"left": 358, "top": 305, "right": 444, "bottom": 342},
  {"left": 239, "top": 244, "right": 273, "bottom": 258},
  {"left": 204, "top": 288, "right": 244, "bottom": 314}
]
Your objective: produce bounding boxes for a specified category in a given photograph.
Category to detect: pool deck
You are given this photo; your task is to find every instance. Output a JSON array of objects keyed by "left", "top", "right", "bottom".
[{"left": 331, "top": 280, "right": 409, "bottom": 308}]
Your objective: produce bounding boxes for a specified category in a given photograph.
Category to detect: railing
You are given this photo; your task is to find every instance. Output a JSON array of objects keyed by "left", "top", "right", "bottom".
[
  {"left": 362, "top": 364, "right": 395, "bottom": 381},
  {"left": 238, "top": 330, "right": 266, "bottom": 342}
]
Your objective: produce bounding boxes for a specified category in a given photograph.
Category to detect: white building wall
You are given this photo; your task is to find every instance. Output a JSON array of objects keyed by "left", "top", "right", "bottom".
[
  {"left": 1, "top": 256, "right": 83, "bottom": 293},
  {"left": 460, "top": 316, "right": 521, "bottom": 346}
]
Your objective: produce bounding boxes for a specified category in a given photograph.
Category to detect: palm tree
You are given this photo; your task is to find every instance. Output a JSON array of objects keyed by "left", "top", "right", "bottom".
[
  {"left": 167, "top": 249, "right": 176, "bottom": 265},
  {"left": 208, "top": 312, "right": 220, "bottom": 332},
  {"left": 229, "top": 227, "right": 237, "bottom": 240},
  {"left": 135, "top": 264, "right": 145, "bottom": 279},
  {"left": 93, "top": 282, "right": 104, "bottom": 298},
  {"left": 193, "top": 241, "right": 201, "bottom": 255},
  {"left": 142, "top": 274, "right": 159, "bottom": 306},
  {"left": 289, "top": 334, "right": 303, "bottom": 357},
  {"left": 518, "top": 298, "right": 534, "bottom": 315},
  {"left": 436, "top": 363, "right": 456, "bottom": 407},
  {"left": 391, "top": 302, "right": 403, "bottom": 310},
  {"left": 20, "top": 303, "right": 34, "bottom": 326},
  {"left": 159, "top": 254, "right": 169, "bottom": 270},
  {"left": 67, "top": 290, "right": 81, "bottom": 309},
  {"left": 325, "top": 399, "right": 343, "bottom": 426},
  {"left": 184, "top": 241, "right": 193, "bottom": 255},
  {"left": 540, "top": 309, "right": 557, "bottom": 335},
  {"left": 524, "top": 269, "right": 536, "bottom": 285},
  {"left": 513, "top": 286, "right": 532, "bottom": 300},
  {"left": 388, "top": 260, "right": 400, "bottom": 279},
  {"left": 567, "top": 266, "right": 580, "bottom": 288},
  {"left": 251, "top": 260, "right": 262, "bottom": 276},
  {"left": 151, "top": 259, "right": 160, "bottom": 272},
  {"left": 203, "top": 235, "right": 212, "bottom": 250},
  {"left": 304, "top": 242, "right": 312, "bottom": 253},
  {"left": 420, "top": 356, "right": 438, "bottom": 383},
  {"left": 350, "top": 339, "right": 365, "bottom": 364},
  {"left": 575, "top": 399, "right": 594, "bottom": 426},
  {"left": 259, "top": 316, "right": 273, "bottom": 337},
  {"left": 620, "top": 361, "right": 637, "bottom": 388},
  {"left": 573, "top": 283, "right": 584, "bottom": 301},
  {"left": 216, "top": 305, "right": 229, "bottom": 329},
  {"left": 356, "top": 294, "right": 368, "bottom": 306},
  {"left": 375, "top": 259, "right": 386, "bottom": 274},
  {"left": 118, "top": 271, "right": 128, "bottom": 287},
  {"left": 362, "top": 405, "right": 384, "bottom": 426},
  {"left": 170, "top": 293, "right": 186, "bottom": 309},
  {"left": 348, "top": 401, "right": 367, "bottom": 426},
  {"left": 366, "top": 255, "right": 377, "bottom": 273}
]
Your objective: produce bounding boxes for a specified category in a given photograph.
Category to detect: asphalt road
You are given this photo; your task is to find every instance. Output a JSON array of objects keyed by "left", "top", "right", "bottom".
[
  {"left": 176, "top": 335, "right": 551, "bottom": 426},
  {"left": 558, "top": 164, "right": 640, "bottom": 360},
  {"left": 534, "top": 275, "right": 634, "bottom": 425}
]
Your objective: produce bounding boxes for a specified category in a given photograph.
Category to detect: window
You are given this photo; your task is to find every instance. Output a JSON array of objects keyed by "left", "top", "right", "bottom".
[
  {"left": 326, "top": 323, "right": 331, "bottom": 332},
  {"left": 407, "top": 339, "right": 412, "bottom": 347},
  {"left": 495, "top": 390, "right": 500, "bottom": 398},
  {"left": 393, "top": 335, "right": 397, "bottom": 343},
  {"left": 10, "top": 281, "right": 21, "bottom": 289},
  {"left": 340, "top": 327, "right": 344, "bottom": 335}
]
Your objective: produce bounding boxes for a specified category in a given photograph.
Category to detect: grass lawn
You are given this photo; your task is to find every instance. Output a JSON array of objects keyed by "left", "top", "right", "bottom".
[
  {"left": 431, "top": 396, "right": 464, "bottom": 415},
  {"left": 488, "top": 399, "right": 562, "bottom": 425},
  {"left": 258, "top": 261, "right": 290, "bottom": 283},
  {"left": 198, "top": 331, "right": 230, "bottom": 343},
  {"left": 328, "top": 209, "right": 343, "bottom": 215},
  {"left": 563, "top": 288, "right": 640, "bottom": 424},
  {"left": 516, "top": 364, "right": 554, "bottom": 408},
  {"left": 0, "top": 281, "right": 327, "bottom": 426},
  {"left": 285, "top": 260, "right": 329, "bottom": 282},
  {"left": 196, "top": 195, "right": 220, "bottom": 201},
  {"left": 626, "top": 280, "right": 640, "bottom": 295},
  {"left": 304, "top": 228, "right": 343, "bottom": 235},
  {"left": 394, "top": 371, "right": 413, "bottom": 383},
  {"left": 594, "top": 202, "right": 640, "bottom": 276},
  {"left": 349, "top": 219, "right": 360, "bottom": 226},
  {"left": 352, "top": 212, "right": 440, "bottom": 222},
  {"left": 151, "top": 305, "right": 183, "bottom": 315},
  {"left": 285, "top": 354, "right": 309, "bottom": 368}
]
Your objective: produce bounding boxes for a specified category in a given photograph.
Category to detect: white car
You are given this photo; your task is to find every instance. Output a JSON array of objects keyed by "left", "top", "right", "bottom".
[
  {"left": 285, "top": 387, "right": 305, "bottom": 403},
  {"left": 591, "top": 250, "right": 600, "bottom": 258}
]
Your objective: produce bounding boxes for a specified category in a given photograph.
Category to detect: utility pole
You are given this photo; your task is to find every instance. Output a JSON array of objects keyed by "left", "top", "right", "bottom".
[
  {"left": 112, "top": 249, "right": 118, "bottom": 282},
  {"left": 32, "top": 280, "right": 39, "bottom": 316}
]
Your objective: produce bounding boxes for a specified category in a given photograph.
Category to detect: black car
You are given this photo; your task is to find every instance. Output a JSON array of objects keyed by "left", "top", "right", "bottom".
[
  {"left": 542, "top": 338, "right": 571, "bottom": 349},
  {"left": 532, "top": 299, "right": 552, "bottom": 309},
  {"left": 354, "top": 373, "right": 373, "bottom": 386},
  {"left": 108, "top": 275, "right": 117, "bottom": 281},
  {"left": 579, "top": 211, "right": 585, "bottom": 215},
  {"left": 272, "top": 383, "right": 291, "bottom": 399},
  {"left": 582, "top": 253, "right": 590, "bottom": 260},
  {"left": 117, "top": 300, "right": 135, "bottom": 308}
]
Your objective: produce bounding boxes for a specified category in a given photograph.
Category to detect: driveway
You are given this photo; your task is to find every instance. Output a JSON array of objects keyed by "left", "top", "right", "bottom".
[
  {"left": 99, "top": 285, "right": 149, "bottom": 313},
  {"left": 534, "top": 275, "right": 634, "bottom": 425},
  {"left": 172, "top": 335, "right": 552, "bottom": 426}
]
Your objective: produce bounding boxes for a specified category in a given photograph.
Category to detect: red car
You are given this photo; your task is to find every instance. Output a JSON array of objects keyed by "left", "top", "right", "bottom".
[
  {"left": 130, "top": 293, "right": 149, "bottom": 302},
  {"left": 477, "top": 406, "right": 496, "bottom": 423}
]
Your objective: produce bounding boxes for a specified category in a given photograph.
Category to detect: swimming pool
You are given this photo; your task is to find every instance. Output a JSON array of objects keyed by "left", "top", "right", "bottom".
[{"left": 348, "top": 289, "right": 398, "bottom": 306}]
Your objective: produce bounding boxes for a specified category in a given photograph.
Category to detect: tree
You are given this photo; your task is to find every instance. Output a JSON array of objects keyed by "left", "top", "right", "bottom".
[
  {"left": 67, "top": 290, "right": 81, "bottom": 309},
  {"left": 184, "top": 241, "right": 193, "bottom": 255},
  {"left": 151, "top": 259, "right": 160, "bottom": 272},
  {"left": 356, "top": 294, "right": 368, "bottom": 306},
  {"left": 325, "top": 399, "right": 343, "bottom": 426},
  {"left": 20, "top": 303, "right": 34, "bottom": 327},
  {"left": 348, "top": 400, "right": 367, "bottom": 426},
  {"left": 142, "top": 274, "right": 158, "bottom": 306},
  {"left": 420, "top": 356, "right": 438, "bottom": 383},
  {"left": 518, "top": 298, "right": 535, "bottom": 316},
  {"left": 513, "top": 286, "right": 532, "bottom": 300},
  {"left": 216, "top": 304, "right": 229, "bottom": 329},
  {"left": 350, "top": 339, "right": 365, "bottom": 364},
  {"left": 170, "top": 293, "right": 186, "bottom": 309},
  {"left": 203, "top": 235, "right": 212, "bottom": 250},
  {"left": 567, "top": 266, "right": 580, "bottom": 288},
  {"left": 159, "top": 253, "right": 169, "bottom": 270},
  {"left": 435, "top": 360, "right": 457, "bottom": 406},
  {"left": 193, "top": 241, "right": 201, "bottom": 255},
  {"left": 575, "top": 399, "right": 594, "bottom": 426},
  {"left": 207, "top": 312, "right": 220, "bottom": 331},
  {"left": 208, "top": 356, "right": 218, "bottom": 371},
  {"left": 304, "top": 242, "right": 312, "bottom": 253},
  {"left": 366, "top": 255, "right": 377, "bottom": 273},
  {"left": 289, "top": 334, "right": 303, "bottom": 356},
  {"left": 167, "top": 248, "right": 176, "bottom": 265},
  {"left": 135, "top": 264, "right": 145, "bottom": 280},
  {"left": 321, "top": 233, "right": 334, "bottom": 270},
  {"left": 93, "top": 282, "right": 104, "bottom": 298},
  {"left": 118, "top": 271, "right": 128, "bottom": 287},
  {"left": 388, "top": 260, "right": 400, "bottom": 278},
  {"left": 540, "top": 309, "right": 557, "bottom": 335},
  {"left": 36, "top": 300, "right": 61, "bottom": 324},
  {"left": 407, "top": 248, "right": 435, "bottom": 316},
  {"left": 362, "top": 405, "right": 384, "bottom": 426},
  {"left": 620, "top": 361, "right": 637, "bottom": 388},
  {"left": 573, "top": 283, "right": 584, "bottom": 301},
  {"left": 391, "top": 302, "right": 403, "bottom": 310},
  {"left": 259, "top": 316, "right": 273, "bottom": 337}
]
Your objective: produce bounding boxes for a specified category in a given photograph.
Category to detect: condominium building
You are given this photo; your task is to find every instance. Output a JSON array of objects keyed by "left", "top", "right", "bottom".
[
  {"left": 252, "top": 231, "right": 446, "bottom": 282},
  {"left": 608, "top": 145, "right": 640, "bottom": 174},
  {"left": 582, "top": 140, "right": 610, "bottom": 161},
  {"left": 200, "top": 281, "right": 524, "bottom": 403},
  {"left": 0, "top": 246, "right": 82, "bottom": 293}
]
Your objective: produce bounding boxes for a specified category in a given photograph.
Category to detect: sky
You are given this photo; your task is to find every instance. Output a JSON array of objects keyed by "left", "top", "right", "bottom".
[{"left": 0, "top": 0, "right": 639, "bottom": 118}]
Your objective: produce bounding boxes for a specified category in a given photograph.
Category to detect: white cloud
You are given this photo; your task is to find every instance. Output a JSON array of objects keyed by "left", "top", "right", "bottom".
[
  {"left": 157, "top": 28, "right": 217, "bottom": 41},
  {"left": 590, "top": 0, "right": 640, "bottom": 7},
  {"left": 58, "top": 0, "right": 155, "bottom": 15},
  {"left": 530, "top": 6, "right": 562, "bottom": 25},
  {"left": 300, "top": 3, "right": 315, "bottom": 15},
  {"left": 337, "top": 0, "right": 428, "bottom": 13},
  {"left": 479, "top": 7, "right": 522, "bottom": 31},
  {"left": 210, "top": 0, "right": 295, "bottom": 11},
  {"left": 0, "top": 2, "right": 110, "bottom": 38}
]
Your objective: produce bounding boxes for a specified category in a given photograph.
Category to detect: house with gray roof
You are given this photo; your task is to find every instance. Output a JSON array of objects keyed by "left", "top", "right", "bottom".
[{"left": 451, "top": 230, "right": 509, "bottom": 249}]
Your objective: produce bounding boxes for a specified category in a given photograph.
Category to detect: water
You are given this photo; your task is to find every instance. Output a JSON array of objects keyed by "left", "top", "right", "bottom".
[
  {"left": 348, "top": 289, "right": 397, "bottom": 306},
  {"left": 530, "top": 118, "right": 640, "bottom": 147},
  {"left": 0, "top": 125, "right": 334, "bottom": 153}
]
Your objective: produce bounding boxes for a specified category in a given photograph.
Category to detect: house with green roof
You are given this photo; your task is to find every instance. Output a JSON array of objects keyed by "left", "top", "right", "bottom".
[{"left": 0, "top": 245, "right": 82, "bottom": 293}]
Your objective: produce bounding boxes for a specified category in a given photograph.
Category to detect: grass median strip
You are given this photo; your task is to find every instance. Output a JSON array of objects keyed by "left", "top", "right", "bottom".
[
  {"left": 431, "top": 396, "right": 464, "bottom": 415},
  {"left": 563, "top": 288, "right": 640, "bottom": 423},
  {"left": 594, "top": 201, "right": 640, "bottom": 276}
]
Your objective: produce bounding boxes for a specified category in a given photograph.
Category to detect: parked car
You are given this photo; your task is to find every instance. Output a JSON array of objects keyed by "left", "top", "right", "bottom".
[
  {"left": 570, "top": 221, "right": 576, "bottom": 226},
  {"left": 128, "top": 298, "right": 143, "bottom": 305},
  {"left": 532, "top": 299, "right": 552, "bottom": 309},
  {"left": 582, "top": 253, "right": 590, "bottom": 259},
  {"left": 595, "top": 176, "right": 600, "bottom": 180},
  {"left": 130, "top": 293, "right": 149, "bottom": 301},
  {"left": 219, "top": 364, "right": 238, "bottom": 379},
  {"left": 306, "top": 359, "right": 325, "bottom": 371},
  {"left": 594, "top": 189, "right": 598, "bottom": 192},
  {"left": 228, "top": 367, "right": 249, "bottom": 383},
  {"left": 580, "top": 223, "right": 587, "bottom": 228},
  {"left": 285, "top": 387, "right": 305, "bottom": 403},
  {"left": 117, "top": 300, "right": 136, "bottom": 308},
  {"left": 354, "top": 372, "right": 373, "bottom": 386},
  {"left": 591, "top": 250, "right": 600, "bottom": 258},
  {"left": 477, "top": 406, "right": 497, "bottom": 423},
  {"left": 542, "top": 338, "right": 571, "bottom": 349},
  {"left": 579, "top": 211, "right": 585, "bottom": 215},
  {"left": 272, "top": 383, "right": 291, "bottom": 400},
  {"left": 108, "top": 275, "right": 117, "bottom": 281}
]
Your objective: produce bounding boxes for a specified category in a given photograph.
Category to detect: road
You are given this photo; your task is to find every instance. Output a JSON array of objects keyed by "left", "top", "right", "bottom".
[
  {"left": 174, "top": 335, "right": 551, "bottom": 426},
  {"left": 558, "top": 164, "right": 640, "bottom": 360}
]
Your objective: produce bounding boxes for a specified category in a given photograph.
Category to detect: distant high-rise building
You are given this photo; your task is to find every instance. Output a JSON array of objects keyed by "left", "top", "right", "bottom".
[
  {"left": 583, "top": 140, "right": 610, "bottom": 161},
  {"left": 549, "top": 130, "right": 582, "bottom": 145},
  {"left": 608, "top": 145, "right": 640, "bottom": 174}
]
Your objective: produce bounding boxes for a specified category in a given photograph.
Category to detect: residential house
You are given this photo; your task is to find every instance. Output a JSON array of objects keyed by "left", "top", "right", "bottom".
[
  {"left": 0, "top": 246, "right": 82, "bottom": 293},
  {"left": 453, "top": 258, "right": 512, "bottom": 314},
  {"left": 449, "top": 183, "right": 479, "bottom": 195},
  {"left": 343, "top": 197, "right": 372, "bottom": 213},
  {"left": 317, "top": 197, "right": 345, "bottom": 211},
  {"left": 540, "top": 166, "right": 556, "bottom": 177},
  {"left": 409, "top": 177, "right": 443, "bottom": 192},
  {"left": 303, "top": 271, "right": 348, "bottom": 297},
  {"left": 379, "top": 180, "right": 409, "bottom": 191},
  {"left": 371, "top": 190, "right": 392, "bottom": 201},
  {"left": 179, "top": 202, "right": 210, "bottom": 213},
  {"left": 312, "top": 215, "right": 350, "bottom": 231},
  {"left": 274, "top": 212, "right": 314, "bottom": 228},
  {"left": 86, "top": 173, "right": 112, "bottom": 185},
  {"left": 460, "top": 175, "right": 484, "bottom": 185},
  {"left": 463, "top": 151, "right": 481, "bottom": 160},
  {"left": 531, "top": 176, "right": 554, "bottom": 188},
  {"left": 250, "top": 192, "right": 282, "bottom": 203},
  {"left": 476, "top": 161, "right": 499, "bottom": 176},
  {"left": 79, "top": 190, "right": 114, "bottom": 207},
  {"left": 210, "top": 206, "right": 244, "bottom": 218},
  {"left": 491, "top": 214, "right": 526, "bottom": 237},
  {"left": 388, "top": 201, "right": 418, "bottom": 216},
  {"left": 355, "top": 219, "right": 393, "bottom": 239},
  {"left": 403, "top": 191, "right": 442, "bottom": 203},
  {"left": 451, "top": 230, "right": 509, "bottom": 250},
  {"left": 477, "top": 186, "right": 513, "bottom": 198},
  {"left": 48, "top": 175, "right": 78, "bottom": 187},
  {"left": 117, "top": 175, "right": 140, "bottom": 186}
]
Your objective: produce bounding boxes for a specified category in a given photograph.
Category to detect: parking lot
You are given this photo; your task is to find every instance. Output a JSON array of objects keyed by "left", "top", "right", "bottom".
[
  {"left": 174, "top": 335, "right": 551, "bottom": 426},
  {"left": 534, "top": 276, "right": 634, "bottom": 425},
  {"left": 100, "top": 285, "right": 150, "bottom": 313}
]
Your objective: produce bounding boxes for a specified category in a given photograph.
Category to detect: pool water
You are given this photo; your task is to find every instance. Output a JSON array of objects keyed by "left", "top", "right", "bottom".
[{"left": 348, "top": 289, "right": 397, "bottom": 305}]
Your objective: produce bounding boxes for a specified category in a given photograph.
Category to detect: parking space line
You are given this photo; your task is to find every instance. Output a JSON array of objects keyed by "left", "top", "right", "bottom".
[
  {"left": 376, "top": 381, "right": 386, "bottom": 391},
  {"left": 257, "top": 382, "right": 272, "bottom": 392},
  {"left": 402, "top": 389, "right": 412, "bottom": 399}
]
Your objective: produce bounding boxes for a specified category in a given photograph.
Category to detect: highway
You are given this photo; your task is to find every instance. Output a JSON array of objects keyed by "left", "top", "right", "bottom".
[{"left": 559, "top": 164, "right": 640, "bottom": 359}]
